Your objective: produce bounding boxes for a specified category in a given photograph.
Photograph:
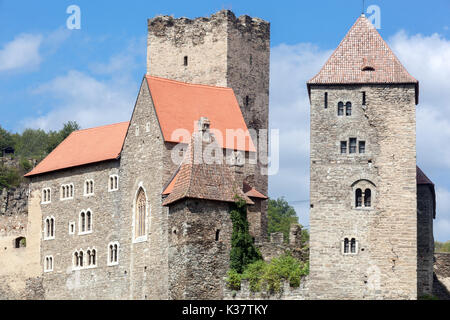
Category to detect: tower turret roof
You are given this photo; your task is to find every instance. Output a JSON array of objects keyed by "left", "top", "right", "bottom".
[{"left": 307, "top": 15, "right": 419, "bottom": 104}]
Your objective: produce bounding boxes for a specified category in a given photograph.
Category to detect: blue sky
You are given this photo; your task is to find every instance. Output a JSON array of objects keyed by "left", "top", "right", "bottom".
[{"left": 1, "top": 0, "right": 450, "bottom": 240}]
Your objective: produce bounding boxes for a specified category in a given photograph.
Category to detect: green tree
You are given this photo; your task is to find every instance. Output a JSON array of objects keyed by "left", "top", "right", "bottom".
[
  {"left": 230, "top": 196, "right": 262, "bottom": 273},
  {"left": 0, "top": 126, "right": 14, "bottom": 151},
  {"left": 435, "top": 241, "right": 450, "bottom": 253},
  {"left": 268, "top": 197, "right": 300, "bottom": 243}
]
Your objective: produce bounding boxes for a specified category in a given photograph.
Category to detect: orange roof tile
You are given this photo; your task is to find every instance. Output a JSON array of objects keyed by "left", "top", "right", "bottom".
[
  {"left": 162, "top": 134, "right": 254, "bottom": 206},
  {"left": 307, "top": 15, "right": 419, "bottom": 103},
  {"left": 243, "top": 182, "right": 267, "bottom": 199},
  {"left": 146, "top": 75, "right": 256, "bottom": 152},
  {"left": 25, "top": 122, "right": 129, "bottom": 177}
]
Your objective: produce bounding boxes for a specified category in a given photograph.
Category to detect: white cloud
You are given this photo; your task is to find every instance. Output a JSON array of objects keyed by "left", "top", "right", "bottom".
[
  {"left": 22, "top": 39, "right": 145, "bottom": 131},
  {"left": 268, "top": 32, "right": 450, "bottom": 239},
  {"left": 0, "top": 33, "right": 43, "bottom": 72},
  {"left": 23, "top": 70, "right": 137, "bottom": 131}
]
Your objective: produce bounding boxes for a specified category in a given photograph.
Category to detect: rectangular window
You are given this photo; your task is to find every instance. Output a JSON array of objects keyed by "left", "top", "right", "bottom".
[
  {"left": 324, "top": 92, "right": 328, "bottom": 109},
  {"left": 340, "top": 141, "right": 347, "bottom": 154},
  {"left": 349, "top": 138, "right": 357, "bottom": 154},
  {"left": 362, "top": 91, "right": 366, "bottom": 105},
  {"left": 184, "top": 56, "right": 188, "bottom": 66},
  {"left": 359, "top": 141, "right": 366, "bottom": 154}
]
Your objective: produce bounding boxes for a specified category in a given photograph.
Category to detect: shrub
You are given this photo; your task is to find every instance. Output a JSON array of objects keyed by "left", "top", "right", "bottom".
[{"left": 226, "top": 269, "right": 242, "bottom": 291}]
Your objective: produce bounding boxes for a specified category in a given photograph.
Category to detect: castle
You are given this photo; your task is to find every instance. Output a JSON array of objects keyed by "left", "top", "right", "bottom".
[{"left": 0, "top": 10, "right": 441, "bottom": 300}]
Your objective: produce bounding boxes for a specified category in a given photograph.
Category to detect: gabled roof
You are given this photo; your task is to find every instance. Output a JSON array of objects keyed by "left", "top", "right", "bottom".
[
  {"left": 25, "top": 122, "right": 129, "bottom": 177},
  {"left": 243, "top": 181, "right": 267, "bottom": 199},
  {"left": 417, "top": 166, "right": 436, "bottom": 219},
  {"left": 162, "top": 134, "right": 254, "bottom": 206},
  {"left": 146, "top": 75, "right": 256, "bottom": 152},
  {"left": 307, "top": 15, "right": 419, "bottom": 104}
]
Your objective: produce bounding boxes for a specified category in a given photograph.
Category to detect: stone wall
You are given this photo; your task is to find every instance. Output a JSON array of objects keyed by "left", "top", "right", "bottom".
[
  {"left": 147, "top": 10, "right": 270, "bottom": 242},
  {"left": 0, "top": 183, "right": 28, "bottom": 216},
  {"left": 309, "top": 84, "right": 418, "bottom": 299},
  {"left": 417, "top": 185, "right": 435, "bottom": 296},
  {"left": 433, "top": 253, "right": 450, "bottom": 299},
  {"left": 223, "top": 278, "right": 309, "bottom": 300},
  {"left": 168, "top": 199, "right": 233, "bottom": 300}
]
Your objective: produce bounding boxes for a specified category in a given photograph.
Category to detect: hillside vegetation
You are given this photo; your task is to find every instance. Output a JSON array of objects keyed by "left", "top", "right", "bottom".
[{"left": 0, "top": 121, "right": 80, "bottom": 190}]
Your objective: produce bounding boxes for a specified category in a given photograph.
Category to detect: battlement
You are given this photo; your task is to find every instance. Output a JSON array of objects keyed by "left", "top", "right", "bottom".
[{"left": 148, "top": 10, "right": 269, "bottom": 41}]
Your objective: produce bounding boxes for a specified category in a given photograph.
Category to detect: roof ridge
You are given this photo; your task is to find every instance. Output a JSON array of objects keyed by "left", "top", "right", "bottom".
[
  {"left": 146, "top": 74, "right": 232, "bottom": 91},
  {"left": 72, "top": 121, "right": 130, "bottom": 134}
]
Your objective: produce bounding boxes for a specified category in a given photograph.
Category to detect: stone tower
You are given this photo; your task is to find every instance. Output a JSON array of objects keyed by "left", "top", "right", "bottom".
[
  {"left": 307, "top": 15, "right": 419, "bottom": 299},
  {"left": 147, "top": 10, "right": 270, "bottom": 239}
]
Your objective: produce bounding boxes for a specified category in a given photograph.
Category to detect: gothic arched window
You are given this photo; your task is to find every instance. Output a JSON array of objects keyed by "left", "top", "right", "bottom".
[{"left": 135, "top": 188, "right": 147, "bottom": 239}]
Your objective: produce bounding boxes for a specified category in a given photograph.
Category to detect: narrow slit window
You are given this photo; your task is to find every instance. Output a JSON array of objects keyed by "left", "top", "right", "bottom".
[
  {"left": 324, "top": 92, "right": 328, "bottom": 109},
  {"left": 351, "top": 238, "right": 356, "bottom": 253},
  {"left": 184, "top": 56, "right": 188, "bottom": 66},
  {"left": 245, "top": 95, "right": 250, "bottom": 107},
  {"left": 364, "top": 189, "right": 372, "bottom": 207},
  {"left": 355, "top": 189, "right": 362, "bottom": 208},
  {"left": 362, "top": 91, "right": 366, "bottom": 105},
  {"left": 215, "top": 229, "right": 220, "bottom": 241},
  {"left": 338, "top": 102, "right": 344, "bottom": 116}
]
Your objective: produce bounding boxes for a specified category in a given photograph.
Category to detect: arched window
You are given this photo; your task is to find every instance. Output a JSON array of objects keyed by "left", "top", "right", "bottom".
[
  {"left": 84, "top": 180, "right": 94, "bottom": 196},
  {"left": 355, "top": 189, "right": 362, "bottom": 208},
  {"left": 45, "top": 256, "right": 53, "bottom": 272},
  {"left": 109, "top": 175, "right": 119, "bottom": 191},
  {"left": 108, "top": 242, "right": 119, "bottom": 266},
  {"left": 44, "top": 217, "right": 55, "bottom": 240},
  {"left": 79, "top": 251, "right": 83, "bottom": 267},
  {"left": 80, "top": 211, "right": 86, "bottom": 233},
  {"left": 344, "top": 238, "right": 349, "bottom": 253},
  {"left": 346, "top": 102, "right": 352, "bottom": 116},
  {"left": 351, "top": 238, "right": 356, "bottom": 253},
  {"left": 135, "top": 188, "right": 147, "bottom": 239},
  {"left": 42, "top": 188, "right": 51, "bottom": 203},
  {"left": 74, "top": 252, "right": 79, "bottom": 267},
  {"left": 338, "top": 102, "right": 344, "bottom": 116},
  {"left": 364, "top": 189, "right": 372, "bottom": 207},
  {"left": 86, "top": 211, "right": 92, "bottom": 232}
]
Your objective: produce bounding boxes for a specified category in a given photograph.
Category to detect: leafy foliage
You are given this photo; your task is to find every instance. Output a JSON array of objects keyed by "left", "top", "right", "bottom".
[
  {"left": 226, "top": 252, "right": 309, "bottom": 293},
  {"left": 229, "top": 196, "right": 262, "bottom": 273},
  {"left": 435, "top": 241, "right": 450, "bottom": 253},
  {"left": 268, "top": 197, "right": 309, "bottom": 243},
  {"left": 0, "top": 122, "right": 80, "bottom": 190}
]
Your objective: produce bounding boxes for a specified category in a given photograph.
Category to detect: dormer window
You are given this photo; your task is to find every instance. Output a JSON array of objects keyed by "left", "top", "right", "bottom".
[
  {"left": 362, "top": 57, "right": 375, "bottom": 71},
  {"left": 362, "top": 66, "right": 375, "bottom": 71}
]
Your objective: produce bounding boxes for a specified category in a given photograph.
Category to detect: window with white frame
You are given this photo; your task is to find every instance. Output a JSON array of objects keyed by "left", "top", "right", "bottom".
[
  {"left": 108, "top": 242, "right": 119, "bottom": 266},
  {"left": 68, "top": 222, "right": 75, "bottom": 235},
  {"left": 79, "top": 210, "right": 93, "bottom": 234},
  {"left": 60, "top": 183, "right": 74, "bottom": 200},
  {"left": 44, "top": 216, "right": 55, "bottom": 240},
  {"left": 343, "top": 238, "right": 358, "bottom": 255},
  {"left": 44, "top": 255, "right": 54, "bottom": 272},
  {"left": 73, "top": 250, "right": 84, "bottom": 269},
  {"left": 86, "top": 248, "right": 97, "bottom": 268},
  {"left": 84, "top": 180, "right": 94, "bottom": 196},
  {"left": 109, "top": 175, "right": 119, "bottom": 192},
  {"left": 42, "top": 188, "right": 51, "bottom": 204}
]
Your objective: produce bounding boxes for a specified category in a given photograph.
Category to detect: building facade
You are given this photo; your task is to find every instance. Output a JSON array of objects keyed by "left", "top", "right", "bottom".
[
  {"left": 307, "top": 14, "right": 435, "bottom": 299},
  {"left": 24, "top": 10, "right": 269, "bottom": 300}
]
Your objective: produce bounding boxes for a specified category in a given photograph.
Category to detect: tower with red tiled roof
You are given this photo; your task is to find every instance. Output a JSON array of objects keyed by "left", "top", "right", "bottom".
[{"left": 307, "top": 14, "right": 419, "bottom": 299}]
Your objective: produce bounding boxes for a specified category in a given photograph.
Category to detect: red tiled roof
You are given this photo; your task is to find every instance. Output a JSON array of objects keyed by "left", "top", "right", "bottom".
[
  {"left": 307, "top": 15, "right": 419, "bottom": 103},
  {"left": 146, "top": 75, "right": 256, "bottom": 152},
  {"left": 25, "top": 122, "right": 129, "bottom": 177},
  {"left": 243, "top": 181, "right": 267, "bottom": 199},
  {"left": 162, "top": 134, "right": 254, "bottom": 206}
]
